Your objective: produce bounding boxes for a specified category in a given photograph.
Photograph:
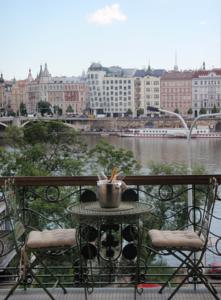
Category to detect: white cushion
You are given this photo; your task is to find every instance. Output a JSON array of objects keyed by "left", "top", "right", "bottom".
[
  {"left": 27, "top": 228, "right": 76, "bottom": 249},
  {"left": 148, "top": 229, "right": 204, "bottom": 250}
]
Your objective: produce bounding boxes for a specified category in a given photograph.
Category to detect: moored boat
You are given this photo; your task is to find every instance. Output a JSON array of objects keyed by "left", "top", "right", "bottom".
[{"left": 117, "top": 127, "right": 221, "bottom": 138}]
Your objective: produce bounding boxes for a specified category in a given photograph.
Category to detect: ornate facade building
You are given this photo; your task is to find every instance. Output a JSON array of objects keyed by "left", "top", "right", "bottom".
[
  {"left": 0, "top": 65, "right": 88, "bottom": 116},
  {"left": 87, "top": 63, "right": 164, "bottom": 117},
  {"left": 27, "top": 64, "right": 88, "bottom": 115},
  {"left": 1, "top": 62, "right": 221, "bottom": 118},
  {"left": 192, "top": 69, "right": 221, "bottom": 117},
  {"left": 11, "top": 79, "right": 28, "bottom": 114},
  {"left": 160, "top": 71, "right": 193, "bottom": 116}
]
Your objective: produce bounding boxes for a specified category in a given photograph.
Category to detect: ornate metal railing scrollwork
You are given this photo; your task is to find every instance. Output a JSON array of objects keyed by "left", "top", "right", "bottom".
[{"left": 0, "top": 175, "right": 220, "bottom": 291}]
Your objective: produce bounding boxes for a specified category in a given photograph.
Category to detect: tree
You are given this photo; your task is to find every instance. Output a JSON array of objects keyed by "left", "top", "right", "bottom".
[
  {"left": 143, "top": 161, "right": 206, "bottom": 231},
  {"left": 88, "top": 139, "right": 140, "bottom": 176},
  {"left": 125, "top": 108, "right": 133, "bottom": 116},
  {"left": 53, "top": 105, "right": 62, "bottom": 116},
  {"left": 199, "top": 107, "right": 207, "bottom": 115},
  {"left": 174, "top": 108, "right": 179, "bottom": 114},
  {"left": 7, "top": 110, "right": 16, "bottom": 117},
  {"left": 37, "top": 101, "right": 52, "bottom": 116},
  {"left": 19, "top": 102, "right": 27, "bottom": 116},
  {"left": 3, "top": 121, "right": 87, "bottom": 176},
  {"left": 212, "top": 105, "right": 219, "bottom": 113},
  {"left": 66, "top": 105, "right": 74, "bottom": 114},
  {"left": 137, "top": 108, "right": 144, "bottom": 117},
  {"left": 2, "top": 121, "right": 144, "bottom": 285},
  {"left": 187, "top": 108, "right": 193, "bottom": 115}
]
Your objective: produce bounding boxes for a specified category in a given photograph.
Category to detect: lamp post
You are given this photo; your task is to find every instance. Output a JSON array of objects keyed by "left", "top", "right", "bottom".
[
  {"left": 147, "top": 106, "right": 221, "bottom": 221},
  {"left": 147, "top": 106, "right": 193, "bottom": 215},
  {"left": 188, "top": 112, "right": 221, "bottom": 141}
]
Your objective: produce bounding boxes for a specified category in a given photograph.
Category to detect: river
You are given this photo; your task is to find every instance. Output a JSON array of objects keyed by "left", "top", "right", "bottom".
[{"left": 84, "top": 135, "right": 221, "bottom": 174}]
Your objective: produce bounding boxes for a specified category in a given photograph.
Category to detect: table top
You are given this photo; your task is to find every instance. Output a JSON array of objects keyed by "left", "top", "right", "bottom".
[{"left": 68, "top": 201, "right": 153, "bottom": 223}]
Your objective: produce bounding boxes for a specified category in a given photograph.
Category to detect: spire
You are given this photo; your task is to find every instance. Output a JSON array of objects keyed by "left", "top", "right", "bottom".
[
  {"left": 44, "top": 63, "right": 49, "bottom": 76},
  {"left": 39, "top": 65, "right": 43, "bottom": 77},
  {"left": 0, "top": 73, "right": 4, "bottom": 83},
  {"left": 174, "top": 50, "right": 178, "bottom": 71},
  {"left": 28, "top": 68, "right": 34, "bottom": 82},
  {"left": 38, "top": 63, "right": 51, "bottom": 83},
  {"left": 147, "top": 59, "right": 151, "bottom": 71},
  {"left": 202, "top": 61, "right": 206, "bottom": 70}
]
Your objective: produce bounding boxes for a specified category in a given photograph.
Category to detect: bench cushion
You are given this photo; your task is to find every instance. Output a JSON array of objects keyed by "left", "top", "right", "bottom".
[
  {"left": 27, "top": 228, "right": 76, "bottom": 249},
  {"left": 148, "top": 229, "right": 204, "bottom": 250}
]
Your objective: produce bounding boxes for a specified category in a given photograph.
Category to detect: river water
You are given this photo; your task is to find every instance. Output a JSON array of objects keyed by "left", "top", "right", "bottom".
[{"left": 84, "top": 135, "right": 221, "bottom": 174}]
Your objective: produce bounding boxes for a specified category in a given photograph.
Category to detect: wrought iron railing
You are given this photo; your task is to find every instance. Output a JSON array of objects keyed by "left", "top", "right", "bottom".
[{"left": 0, "top": 175, "right": 220, "bottom": 289}]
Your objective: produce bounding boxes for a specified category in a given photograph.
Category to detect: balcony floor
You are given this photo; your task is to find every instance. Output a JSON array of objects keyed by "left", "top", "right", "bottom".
[{"left": 0, "top": 287, "right": 220, "bottom": 300}]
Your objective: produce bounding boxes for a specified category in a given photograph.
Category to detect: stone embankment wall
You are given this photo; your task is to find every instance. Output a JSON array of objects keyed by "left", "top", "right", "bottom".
[{"left": 92, "top": 117, "right": 221, "bottom": 131}]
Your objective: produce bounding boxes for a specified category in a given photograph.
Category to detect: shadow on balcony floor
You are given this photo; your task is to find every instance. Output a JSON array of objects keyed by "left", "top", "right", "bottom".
[{"left": 0, "top": 287, "right": 220, "bottom": 300}]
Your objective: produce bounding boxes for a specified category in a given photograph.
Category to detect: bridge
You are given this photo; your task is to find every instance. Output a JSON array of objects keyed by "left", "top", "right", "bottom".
[{"left": 0, "top": 116, "right": 221, "bottom": 135}]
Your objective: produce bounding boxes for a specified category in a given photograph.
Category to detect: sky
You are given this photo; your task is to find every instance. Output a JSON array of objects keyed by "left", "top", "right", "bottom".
[{"left": 1, "top": 0, "right": 221, "bottom": 79}]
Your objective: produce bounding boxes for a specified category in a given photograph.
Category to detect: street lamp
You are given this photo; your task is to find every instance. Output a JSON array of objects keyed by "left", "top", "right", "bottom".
[
  {"left": 147, "top": 106, "right": 193, "bottom": 215},
  {"left": 147, "top": 106, "right": 221, "bottom": 222},
  {"left": 188, "top": 112, "right": 221, "bottom": 141}
]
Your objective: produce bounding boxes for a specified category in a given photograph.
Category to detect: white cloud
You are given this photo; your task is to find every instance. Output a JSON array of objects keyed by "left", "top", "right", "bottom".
[{"left": 87, "top": 4, "right": 127, "bottom": 25}]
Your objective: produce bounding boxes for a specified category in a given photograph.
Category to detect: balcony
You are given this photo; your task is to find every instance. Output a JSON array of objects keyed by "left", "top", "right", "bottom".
[{"left": 0, "top": 175, "right": 220, "bottom": 300}]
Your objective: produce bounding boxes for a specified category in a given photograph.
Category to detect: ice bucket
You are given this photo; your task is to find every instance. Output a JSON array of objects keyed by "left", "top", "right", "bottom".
[{"left": 97, "top": 180, "right": 122, "bottom": 208}]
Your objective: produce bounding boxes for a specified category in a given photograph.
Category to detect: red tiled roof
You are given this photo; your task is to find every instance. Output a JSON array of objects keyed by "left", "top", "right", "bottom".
[{"left": 193, "top": 69, "right": 221, "bottom": 78}]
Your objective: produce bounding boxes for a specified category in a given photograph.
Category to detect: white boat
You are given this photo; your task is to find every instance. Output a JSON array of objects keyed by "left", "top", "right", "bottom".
[
  {"left": 100, "top": 132, "right": 110, "bottom": 137},
  {"left": 117, "top": 127, "right": 221, "bottom": 138}
]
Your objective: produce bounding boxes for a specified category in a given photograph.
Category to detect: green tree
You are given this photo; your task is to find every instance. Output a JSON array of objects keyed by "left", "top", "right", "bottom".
[
  {"left": 125, "top": 108, "right": 133, "bottom": 116},
  {"left": 19, "top": 102, "right": 27, "bottom": 116},
  {"left": 37, "top": 101, "right": 52, "bottom": 116},
  {"left": 212, "top": 105, "right": 219, "bottom": 113},
  {"left": 143, "top": 161, "right": 206, "bottom": 232},
  {"left": 137, "top": 108, "right": 144, "bottom": 117},
  {"left": 199, "top": 107, "right": 207, "bottom": 114},
  {"left": 53, "top": 105, "right": 62, "bottom": 116},
  {"left": 174, "top": 108, "right": 179, "bottom": 114},
  {"left": 88, "top": 139, "right": 140, "bottom": 176},
  {"left": 66, "top": 105, "right": 74, "bottom": 114},
  {"left": 187, "top": 108, "right": 193, "bottom": 115},
  {"left": 3, "top": 121, "right": 87, "bottom": 176}
]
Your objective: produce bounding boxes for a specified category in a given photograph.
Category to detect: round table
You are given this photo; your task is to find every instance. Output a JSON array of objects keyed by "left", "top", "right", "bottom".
[
  {"left": 68, "top": 201, "right": 153, "bottom": 298},
  {"left": 68, "top": 201, "right": 153, "bottom": 223}
]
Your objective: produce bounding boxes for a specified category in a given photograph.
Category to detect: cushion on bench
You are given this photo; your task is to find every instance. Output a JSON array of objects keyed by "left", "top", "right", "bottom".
[
  {"left": 26, "top": 228, "right": 76, "bottom": 249},
  {"left": 148, "top": 229, "right": 204, "bottom": 250}
]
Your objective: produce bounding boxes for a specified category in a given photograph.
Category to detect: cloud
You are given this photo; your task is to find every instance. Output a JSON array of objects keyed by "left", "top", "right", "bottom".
[
  {"left": 87, "top": 4, "right": 127, "bottom": 25},
  {"left": 200, "top": 20, "right": 207, "bottom": 25}
]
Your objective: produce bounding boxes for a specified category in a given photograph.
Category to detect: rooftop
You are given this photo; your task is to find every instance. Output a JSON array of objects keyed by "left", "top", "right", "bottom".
[{"left": 161, "top": 71, "right": 194, "bottom": 80}]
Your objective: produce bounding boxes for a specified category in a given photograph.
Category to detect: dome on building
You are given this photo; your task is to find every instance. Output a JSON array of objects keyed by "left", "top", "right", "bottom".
[{"left": 88, "top": 62, "right": 103, "bottom": 71}]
